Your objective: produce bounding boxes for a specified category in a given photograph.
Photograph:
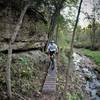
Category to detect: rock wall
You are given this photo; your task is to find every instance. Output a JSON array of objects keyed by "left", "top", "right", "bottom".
[{"left": 0, "top": 7, "right": 48, "bottom": 51}]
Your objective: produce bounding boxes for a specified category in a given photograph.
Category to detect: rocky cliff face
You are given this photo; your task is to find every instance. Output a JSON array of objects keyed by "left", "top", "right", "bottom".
[{"left": 0, "top": 7, "right": 48, "bottom": 51}]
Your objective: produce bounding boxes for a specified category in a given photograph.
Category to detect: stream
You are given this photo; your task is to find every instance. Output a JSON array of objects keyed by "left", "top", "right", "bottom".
[{"left": 73, "top": 52, "right": 100, "bottom": 100}]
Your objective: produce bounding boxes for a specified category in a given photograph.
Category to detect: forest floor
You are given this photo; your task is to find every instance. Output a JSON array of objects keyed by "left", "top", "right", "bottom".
[{"left": 0, "top": 48, "right": 100, "bottom": 100}]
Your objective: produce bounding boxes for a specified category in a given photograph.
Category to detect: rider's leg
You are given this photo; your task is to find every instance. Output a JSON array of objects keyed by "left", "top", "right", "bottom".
[
  {"left": 51, "top": 52, "right": 55, "bottom": 70},
  {"left": 49, "top": 51, "right": 52, "bottom": 69}
]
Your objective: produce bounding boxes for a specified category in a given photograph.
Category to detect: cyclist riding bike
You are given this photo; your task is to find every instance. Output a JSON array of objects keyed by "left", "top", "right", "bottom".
[{"left": 47, "top": 40, "right": 58, "bottom": 70}]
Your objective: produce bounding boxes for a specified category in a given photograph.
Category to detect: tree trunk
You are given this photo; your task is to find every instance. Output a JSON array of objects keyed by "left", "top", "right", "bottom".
[
  {"left": 64, "top": 0, "right": 83, "bottom": 99},
  {"left": 48, "top": 10, "right": 59, "bottom": 40},
  {"left": 91, "top": 18, "right": 96, "bottom": 50},
  {"left": 89, "top": 28, "right": 94, "bottom": 49},
  {"left": 48, "top": 0, "right": 65, "bottom": 40},
  {"left": 90, "top": 0, "right": 96, "bottom": 50},
  {"left": 6, "top": 3, "right": 30, "bottom": 99},
  {"left": 56, "top": 24, "right": 59, "bottom": 44}
]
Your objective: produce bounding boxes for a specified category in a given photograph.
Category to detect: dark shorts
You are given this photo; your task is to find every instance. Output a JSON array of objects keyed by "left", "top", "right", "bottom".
[{"left": 49, "top": 51, "right": 55, "bottom": 56}]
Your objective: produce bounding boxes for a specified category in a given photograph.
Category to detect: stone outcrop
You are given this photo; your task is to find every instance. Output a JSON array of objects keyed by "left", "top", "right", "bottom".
[{"left": 0, "top": 7, "right": 48, "bottom": 52}]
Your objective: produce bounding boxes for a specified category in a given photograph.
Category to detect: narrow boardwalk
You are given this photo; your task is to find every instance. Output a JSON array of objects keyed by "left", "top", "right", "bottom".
[
  {"left": 32, "top": 61, "right": 57, "bottom": 100},
  {"left": 42, "top": 65, "right": 57, "bottom": 93}
]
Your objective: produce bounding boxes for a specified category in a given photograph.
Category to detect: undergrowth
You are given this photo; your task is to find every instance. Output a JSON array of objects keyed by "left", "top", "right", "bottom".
[{"left": 81, "top": 49, "right": 100, "bottom": 65}]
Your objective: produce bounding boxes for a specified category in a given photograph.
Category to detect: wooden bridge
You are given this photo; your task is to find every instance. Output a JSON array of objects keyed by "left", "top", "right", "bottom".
[
  {"left": 42, "top": 64, "right": 57, "bottom": 93},
  {"left": 32, "top": 60, "right": 57, "bottom": 100},
  {"left": 41, "top": 62, "right": 57, "bottom": 100}
]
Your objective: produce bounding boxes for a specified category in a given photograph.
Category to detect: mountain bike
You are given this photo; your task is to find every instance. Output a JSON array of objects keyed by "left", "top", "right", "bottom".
[{"left": 49, "top": 53, "right": 55, "bottom": 70}]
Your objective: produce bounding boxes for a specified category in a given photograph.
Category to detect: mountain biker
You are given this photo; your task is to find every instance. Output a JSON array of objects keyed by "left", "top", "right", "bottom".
[{"left": 47, "top": 40, "right": 58, "bottom": 70}]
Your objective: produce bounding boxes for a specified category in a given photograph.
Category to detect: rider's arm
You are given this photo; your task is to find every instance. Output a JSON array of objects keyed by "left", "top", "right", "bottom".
[
  {"left": 47, "top": 44, "right": 50, "bottom": 53},
  {"left": 56, "top": 46, "right": 58, "bottom": 54},
  {"left": 52, "top": 44, "right": 58, "bottom": 54},
  {"left": 55, "top": 44, "right": 58, "bottom": 54}
]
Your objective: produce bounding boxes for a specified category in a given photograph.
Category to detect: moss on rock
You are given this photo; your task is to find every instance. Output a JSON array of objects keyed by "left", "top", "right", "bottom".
[{"left": 95, "top": 66, "right": 100, "bottom": 73}]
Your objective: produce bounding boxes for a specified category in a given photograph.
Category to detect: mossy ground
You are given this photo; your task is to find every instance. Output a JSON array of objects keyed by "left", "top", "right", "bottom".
[
  {"left": 81, "top": 49, "right": 100, "bottom": 65},
  {"left": 81, "top": 49, "right": 100, "bottom": 73},
  {"left": 0, "top": 52, "right": 48, "bottom": 99}
]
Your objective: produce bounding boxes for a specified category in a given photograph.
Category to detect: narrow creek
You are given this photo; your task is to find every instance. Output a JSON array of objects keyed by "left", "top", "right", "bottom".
[{"left": 73, "top": 52, "right": 100, "bottom": 100}]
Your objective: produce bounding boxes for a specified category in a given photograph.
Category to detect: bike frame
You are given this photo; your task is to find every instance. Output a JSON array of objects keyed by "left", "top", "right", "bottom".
[{"left": 50, "top": 54, "right": 55, "bottom": 70}]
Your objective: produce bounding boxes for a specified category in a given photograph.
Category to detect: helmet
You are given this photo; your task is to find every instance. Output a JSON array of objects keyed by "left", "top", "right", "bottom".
[{"left": 50, "top": 40, "right": 55, "bottom": 43}]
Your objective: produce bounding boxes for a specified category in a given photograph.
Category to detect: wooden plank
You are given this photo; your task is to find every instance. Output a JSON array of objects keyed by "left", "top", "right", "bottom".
[
  {"left": 42, "top": 63, "right": 57, "bottom": 93},
  {"left": 32, "top": 62, "right": 57, "bottom": 100}
]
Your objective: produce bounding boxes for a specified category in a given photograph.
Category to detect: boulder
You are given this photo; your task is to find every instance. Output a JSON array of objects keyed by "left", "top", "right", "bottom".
[
  {"left": 84, "top": 73, "right": 92, "bottom": 81},
  {"left": 97, "top": 74, "right": 100, "bottom": 80},
  {"left": 95, "top": 82, "right": 100, "bottom": 89},
  {"left": 82, "top": 68, "right": 92, "bottom": 80},
  {"left": 96, "top": 90, "right": 100, "bottom": 97},
  {"left": 90, "top": 97, "right": 96, "bottom": 100},
  {"left": 94, "top": 66, "right": 100, "bottom": 73},
  {"left": 0, "top": 8, "right": 48, "bottom": 51}
]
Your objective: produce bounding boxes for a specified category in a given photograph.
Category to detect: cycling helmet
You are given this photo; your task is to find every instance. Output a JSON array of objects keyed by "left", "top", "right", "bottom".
[{"left": 50, "top": 40, "right": 55, "bottom": 43}]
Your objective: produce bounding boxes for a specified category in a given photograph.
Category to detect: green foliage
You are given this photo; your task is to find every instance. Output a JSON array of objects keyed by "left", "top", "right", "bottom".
[
  {"left": 82, "top": 49, "right": 100, "bottom": 73},
  {"left": 66, "top": 93, "right": 73, "bottom": 100},
  {"left": 95, "top": 66, "right": 100, "bottom": 73},
  {"left": 36, "top": 22, "right": 49, "bottom": 32},
  {"left": 0, "top": 53, "right": 46, "bottom": 97},
  {"left": 0, "top": 53, "right": 7, "bottom": 91},
  {"left": 74, "top": 41, "right": 91, "bottom": 49},
  {"left": 60, "top": 49, "right": 68, "bottom": 65},
  {"left": 0, "top": 53, "right": 6, "bottom": 64},
  {"left": 81, "top": 49, "right": 100, "bottom": 64},
  {"left": 58, "top": 30, "right": 68, "bottom": 49},
  {"left": 66, "top": 92, "right": 83, "bottom": 100},
  {"left": 66, "top": 0, "right": 79, "bottom": 5},
  {"left": 10, "top": 55, "right": 38, "bottom": 95},
  {"left": 56, "top": 0, "right": 80, "bottom": 50},
  {"left": 75, "top": 22, "right": 100, "bottom": 50}
]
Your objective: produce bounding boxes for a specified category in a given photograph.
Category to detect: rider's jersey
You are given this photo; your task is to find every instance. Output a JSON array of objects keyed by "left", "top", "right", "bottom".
[{"left": 47, "top": 43, "right": 58, "bottom": 52}]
